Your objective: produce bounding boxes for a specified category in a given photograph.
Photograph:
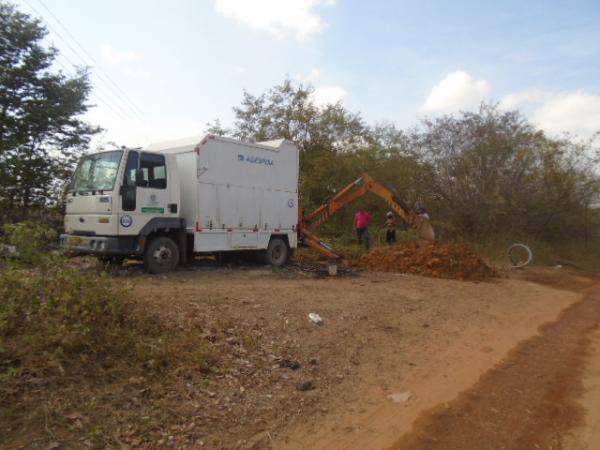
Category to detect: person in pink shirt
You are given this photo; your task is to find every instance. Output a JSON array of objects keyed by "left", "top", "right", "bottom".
[{"left": 354, "top": 210, "right": 372, "bottom": 249}]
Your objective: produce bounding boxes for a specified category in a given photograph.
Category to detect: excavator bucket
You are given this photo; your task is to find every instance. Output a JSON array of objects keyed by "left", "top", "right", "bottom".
[{"left": 414, "top": 217, "right": 436, "bottom": 241}]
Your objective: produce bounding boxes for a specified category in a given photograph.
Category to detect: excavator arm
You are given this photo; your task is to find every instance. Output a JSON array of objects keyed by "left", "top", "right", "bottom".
[{"left": 298, "top": 173, "right": 435, "bottom": 259}]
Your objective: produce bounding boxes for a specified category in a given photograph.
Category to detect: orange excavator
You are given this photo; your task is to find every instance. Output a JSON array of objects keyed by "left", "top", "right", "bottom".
[{"left": 298, "top": 173, "right": 435, "bottom": 260}]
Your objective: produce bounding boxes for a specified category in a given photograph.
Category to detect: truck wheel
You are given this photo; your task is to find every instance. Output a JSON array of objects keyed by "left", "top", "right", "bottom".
[
  {"left": 144, "top": 237, "right": 180, "bottom": 274},
  {"left": 262, "top": 238, "right": 288, "bottom": 267},
  {"left": 215, "top": 251, "right": 235, "bottom": 265}
]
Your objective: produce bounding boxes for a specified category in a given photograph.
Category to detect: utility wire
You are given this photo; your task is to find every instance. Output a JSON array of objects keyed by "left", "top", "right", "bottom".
[
  {"left": 35, "top": 0, "right": 146, "bottom": 120},
  {"left": 54, "top": 57, "right": 131, "bottom": 122},
  {"left": 22, "top": 0, "right": 145, "bottom": 123}
]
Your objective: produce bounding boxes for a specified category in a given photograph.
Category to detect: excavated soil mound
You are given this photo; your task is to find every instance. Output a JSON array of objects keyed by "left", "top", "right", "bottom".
[{"left": 358, "top": 241, "right": 498, "bottom": 281}]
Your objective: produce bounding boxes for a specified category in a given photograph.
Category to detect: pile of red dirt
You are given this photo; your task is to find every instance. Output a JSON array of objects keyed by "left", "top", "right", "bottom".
[{"left": 358, "top": 241, "right": 498, "bottom": 281}]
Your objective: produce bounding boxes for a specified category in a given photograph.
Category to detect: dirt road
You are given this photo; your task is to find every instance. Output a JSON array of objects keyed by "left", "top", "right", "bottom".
[
  {"left": 273, "top": 269, "right": 600, "bottom": 450},
  {"left": 132, "top": 265, "right": 598, "bottom": 449},
  {"left": 5, "top": 264, "right": 598, "bottom": 449}
]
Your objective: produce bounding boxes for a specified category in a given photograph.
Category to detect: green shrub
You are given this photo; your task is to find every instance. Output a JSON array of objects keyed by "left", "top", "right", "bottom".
[
  {"left": 1, "top": 221, "right": 58, "bottom": 266},
  {"left": 0, "top": 267, "right": 135, "bottom": 357},
  {"left": 0, "top": 222, "right": 168, "bottom": 398}
]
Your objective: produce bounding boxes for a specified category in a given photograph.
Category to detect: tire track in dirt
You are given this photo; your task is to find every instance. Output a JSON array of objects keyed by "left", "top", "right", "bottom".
[{"left": 390, "top": 285, "right": 600, "bottom": 450}]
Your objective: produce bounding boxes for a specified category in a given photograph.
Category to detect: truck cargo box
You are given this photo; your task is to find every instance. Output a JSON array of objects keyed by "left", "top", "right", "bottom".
[{"left": 146, "top": 135, "right": 299, "bottom": 252}]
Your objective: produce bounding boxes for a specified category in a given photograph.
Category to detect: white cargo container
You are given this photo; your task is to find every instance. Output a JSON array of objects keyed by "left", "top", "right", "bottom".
[{"left": 60, "top": 135, "right": 299, "bottom": 272}]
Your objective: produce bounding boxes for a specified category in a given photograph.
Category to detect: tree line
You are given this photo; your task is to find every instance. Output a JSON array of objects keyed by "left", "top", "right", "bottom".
[
  {"left": 208, "top": 80, "right": 600, "bottom": 244},
  {"left": 1, "top": 0, "right": 598, "bottom": 247}
]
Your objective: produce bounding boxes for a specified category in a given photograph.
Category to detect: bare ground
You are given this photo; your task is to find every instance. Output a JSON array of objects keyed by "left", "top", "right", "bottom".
[
  {"left": 277, "top": 269, "right": 594, "bottom": 449},
  {"left": 2, "top": 262, "right": 599, "bottom": 450}
]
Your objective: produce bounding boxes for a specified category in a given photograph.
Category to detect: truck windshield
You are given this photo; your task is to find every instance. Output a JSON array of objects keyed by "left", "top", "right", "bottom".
[{"left": 69, "top": 150, "right": 124, "bottom": 193}]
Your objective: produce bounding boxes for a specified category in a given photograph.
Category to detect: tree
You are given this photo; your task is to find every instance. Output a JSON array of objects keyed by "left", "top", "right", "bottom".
[
  {"left": 413, "top": 104, "right": 600, "bottom": 240},
  {"left": 212, "top": 79, "right": 381, "bottom": 208},
  {"left": 208, "top": 79, "right": 427, "bottom": 236},
  {"left": 0, "top": 1, "right": 99, "bottom": 222},
  {"left": 204, "top": 118, "right": 230, "bottom": 137}
]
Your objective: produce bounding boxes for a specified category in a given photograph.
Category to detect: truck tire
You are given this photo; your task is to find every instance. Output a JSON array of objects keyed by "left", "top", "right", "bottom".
[
  {"left": 215, "top": 251, "right": 235, "bottom": 265},
  {"left": 144, "top": 236, "right": 180, "bottom": 274},
  {"left": 261, "top": 237, "right": 288, "bottom": 267}
]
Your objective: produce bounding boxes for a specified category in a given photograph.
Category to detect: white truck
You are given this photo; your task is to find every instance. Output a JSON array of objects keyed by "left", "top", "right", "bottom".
[{"left": 60, "top": 135, "right": 299, "bottom": 273}]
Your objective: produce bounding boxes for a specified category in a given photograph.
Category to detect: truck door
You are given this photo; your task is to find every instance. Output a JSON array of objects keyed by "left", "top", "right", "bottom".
[{"left": 118, "top": 151, "right": 171, "bottom": 235}]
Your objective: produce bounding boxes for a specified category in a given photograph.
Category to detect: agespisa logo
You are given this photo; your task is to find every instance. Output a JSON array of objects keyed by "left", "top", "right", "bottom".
[{"left": 237, "top": 154, "right": 274, "bottom": 166}]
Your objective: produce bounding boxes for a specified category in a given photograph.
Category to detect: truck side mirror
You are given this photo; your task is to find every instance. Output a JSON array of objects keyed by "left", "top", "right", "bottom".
[{"left": 136, "top": 169, "right": 145, "bottom": 187}]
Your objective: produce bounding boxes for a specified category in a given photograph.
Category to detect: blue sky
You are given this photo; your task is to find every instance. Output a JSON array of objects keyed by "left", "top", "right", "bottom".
[{"left": 14, "top": 0, "right": 600, "bottom": 147}]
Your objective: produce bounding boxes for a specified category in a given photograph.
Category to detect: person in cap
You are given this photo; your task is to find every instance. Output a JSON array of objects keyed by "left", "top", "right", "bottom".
[{"left": 381, "top": 211, "right": 397, "bottom": 245}]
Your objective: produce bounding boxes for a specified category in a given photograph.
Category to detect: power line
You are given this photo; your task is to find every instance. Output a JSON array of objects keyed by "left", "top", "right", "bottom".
[
  {"left": 23, "top": 0, "right": 143, "bottom": 123},
  {"left": 21, "top": 0, "right": 145, "bottom": 123},
  {"left": 35, "top": 0, "right": 146, "bottom": 120},
  {"left": 54, "top": 58, "right": 130, "bottom": 122}
]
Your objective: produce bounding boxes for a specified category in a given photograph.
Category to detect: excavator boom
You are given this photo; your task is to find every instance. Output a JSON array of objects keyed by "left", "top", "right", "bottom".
[{"left": 298, "top": 174, "right": 435, "bottom": 259}]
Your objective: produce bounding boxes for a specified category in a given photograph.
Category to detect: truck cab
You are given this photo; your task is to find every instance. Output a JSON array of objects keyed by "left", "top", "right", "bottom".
[{"left": 61, "top": 148, "right": 184, "bottom": 272}]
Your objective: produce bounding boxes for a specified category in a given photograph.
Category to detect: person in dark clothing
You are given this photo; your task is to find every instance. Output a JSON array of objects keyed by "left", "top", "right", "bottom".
[{"left": 381, "top": 211, "right": 397, "bottom": 244}]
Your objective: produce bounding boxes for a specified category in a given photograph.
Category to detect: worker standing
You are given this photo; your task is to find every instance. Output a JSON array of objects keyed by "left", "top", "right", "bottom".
[
  {"left": 354, "top": 210, "right": 372, "bottom": 249},
  {"left": 381, "top": 211, "right": 397, "bottom": 245},
  {"left": 416, "top": 205, "right": 430, "bottom": 220}
]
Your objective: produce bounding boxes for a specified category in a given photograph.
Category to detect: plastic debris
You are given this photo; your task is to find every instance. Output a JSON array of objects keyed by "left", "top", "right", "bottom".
[
  {"left": 388, "top": 391, "right": 413, "bottom": 403},
  {"left": 308, "top": 313, "right": 324, "bottom": 325}
]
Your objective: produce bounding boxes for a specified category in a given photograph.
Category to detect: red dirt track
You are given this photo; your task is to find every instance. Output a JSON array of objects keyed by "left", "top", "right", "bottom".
[{"left": 391, "top": 285, "right": 600, "bottom": 450}]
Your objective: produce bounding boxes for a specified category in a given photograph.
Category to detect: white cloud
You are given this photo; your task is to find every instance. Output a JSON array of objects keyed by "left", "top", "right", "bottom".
[
  {"left": 499, "top": 88, "right": 545, "bottom": 110},
  {"left": 497, "top": 88, "right": 600, "bottom": 139},
  {"left": 100, "top": 45, "right": 140, "bottom": 64},
  {"left": 214, "top": 0, "right": 336, "bottom": 41},
  {"left": 421, "top": 70, "right": 491, "bottom": 113},
  {"left": 421, "top": 72, "right": 599, "bottom": 138},
  {"left": 531, "top": 91, "right": 600, "bottom": 139},
  {"left": 311, "top": 85, "right": 347, "bottom": 107}
]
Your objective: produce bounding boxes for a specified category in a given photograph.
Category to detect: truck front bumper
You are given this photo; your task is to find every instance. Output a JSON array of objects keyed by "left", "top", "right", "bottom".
[{"left": 60, "top": 234, "right": 139, "bottom": 255}]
